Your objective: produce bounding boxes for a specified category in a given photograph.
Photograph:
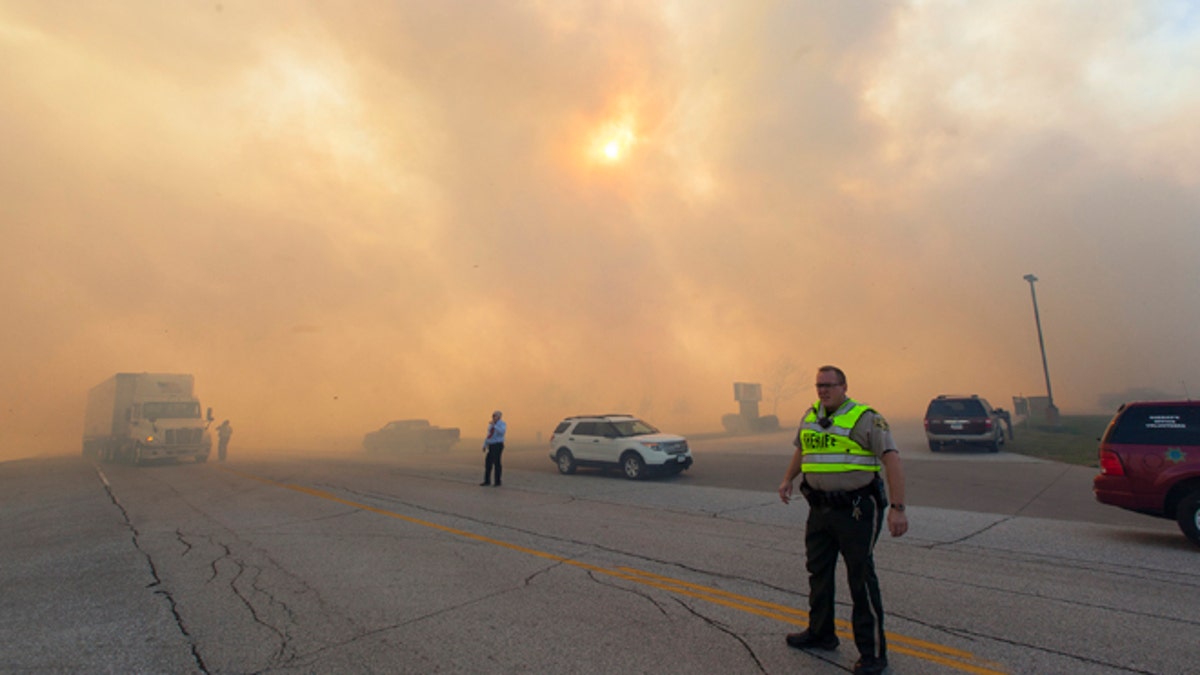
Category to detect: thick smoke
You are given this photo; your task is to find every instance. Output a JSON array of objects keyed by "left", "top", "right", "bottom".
[{"left": 1, "top": 1, "right": 1197, "bottom": 459}]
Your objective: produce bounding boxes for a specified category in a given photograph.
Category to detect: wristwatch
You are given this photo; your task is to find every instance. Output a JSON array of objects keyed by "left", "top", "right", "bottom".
[{"left": 891, "top": 504, "right": 905, "bottom": 512}]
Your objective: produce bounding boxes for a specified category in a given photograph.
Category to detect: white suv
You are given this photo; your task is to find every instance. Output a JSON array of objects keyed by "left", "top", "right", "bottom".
[{"left": 549, "top": 414, "right": 693, "bottom": 480}]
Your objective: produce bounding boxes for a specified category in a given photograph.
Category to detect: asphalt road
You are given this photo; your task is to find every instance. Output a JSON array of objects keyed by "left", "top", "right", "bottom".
[
  {"left": 523, "top": 425, "right": 1166, "bottom": 529},
  {"left": 2, "top": 430, "right": 1196, "bottom": 674}
]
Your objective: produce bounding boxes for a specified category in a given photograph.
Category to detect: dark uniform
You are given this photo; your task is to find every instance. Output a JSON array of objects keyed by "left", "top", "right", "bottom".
[
  {"left": 780, "top": 375, "right": 907, "bottom": 675},
  {"left": 797, "top": 399, "right": 893, "bottom": 662},
  {"left": 217, "top": 420, "right": 232, "bottom": 462}
]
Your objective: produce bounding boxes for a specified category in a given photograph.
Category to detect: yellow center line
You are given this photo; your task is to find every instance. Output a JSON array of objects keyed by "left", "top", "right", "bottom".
[
  {"left": 224, "top": 468, "right": 1007, "bottom": 674},
  {"left": 616, "top": 568, "right": 1005, "bottom": 674}
]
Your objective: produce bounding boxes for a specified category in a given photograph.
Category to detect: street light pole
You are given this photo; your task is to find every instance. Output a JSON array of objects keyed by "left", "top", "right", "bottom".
[{"left": 1023, "top": 274, "right": 1059, "bottom": 424}]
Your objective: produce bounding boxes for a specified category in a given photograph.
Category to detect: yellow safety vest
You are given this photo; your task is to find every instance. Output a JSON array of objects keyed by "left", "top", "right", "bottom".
[{"left": 798, "top": 400, "right": 883, "bottom": 474}]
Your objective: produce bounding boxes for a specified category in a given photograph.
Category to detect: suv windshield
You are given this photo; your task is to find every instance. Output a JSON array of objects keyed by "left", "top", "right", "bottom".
[
  {"left": 927, "top": 399, "right": 986, "bottom": 417},
  {"left": 611, "top": 419, "right": 658, "bottom": 437},
  {"left": 1106, "top": 405, "right": 1200, "bottom": 446}
]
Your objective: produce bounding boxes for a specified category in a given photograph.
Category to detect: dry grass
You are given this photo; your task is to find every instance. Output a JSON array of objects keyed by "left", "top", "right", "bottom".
[{"left": 1007, "top": 415, "right": 1112, "bottom": 467}]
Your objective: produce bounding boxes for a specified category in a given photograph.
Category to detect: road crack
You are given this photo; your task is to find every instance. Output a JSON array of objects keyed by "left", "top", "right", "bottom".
[
  {"left": 672, "top": 597, "right": 769, "bottom": 673},
  {"left": 95, "top": 467, "right": 209, "bottom": 674}
]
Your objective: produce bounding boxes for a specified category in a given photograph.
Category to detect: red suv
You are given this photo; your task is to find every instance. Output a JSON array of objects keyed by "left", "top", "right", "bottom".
[{"left": 1093, "top": 401, "right": 1200, "bottom": 547}]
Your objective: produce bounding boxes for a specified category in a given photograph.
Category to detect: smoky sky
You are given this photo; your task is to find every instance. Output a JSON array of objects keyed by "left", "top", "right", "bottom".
[{"left": 2, "top": 1, "right": 1198, "bottom": 458}]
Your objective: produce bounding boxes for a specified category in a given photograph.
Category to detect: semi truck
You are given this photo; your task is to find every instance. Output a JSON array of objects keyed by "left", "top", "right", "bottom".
[{"left": 82, "top": 373, "right": 213, "bottom": 464}]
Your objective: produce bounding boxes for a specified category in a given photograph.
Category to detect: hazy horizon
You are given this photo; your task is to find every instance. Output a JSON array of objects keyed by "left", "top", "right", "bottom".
[{"left": 3, "top": 1, "right": 1198, "bottom": 460}]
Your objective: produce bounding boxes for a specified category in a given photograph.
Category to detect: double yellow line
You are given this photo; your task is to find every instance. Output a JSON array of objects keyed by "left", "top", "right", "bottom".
[{"left": 227, "top": 468, "right": 1005, "bottom": 674}]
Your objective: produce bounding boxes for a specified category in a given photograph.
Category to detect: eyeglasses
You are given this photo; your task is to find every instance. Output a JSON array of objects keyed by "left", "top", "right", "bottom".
[{"left": 815, "top": 382, "right": 843, "bottom": 389}]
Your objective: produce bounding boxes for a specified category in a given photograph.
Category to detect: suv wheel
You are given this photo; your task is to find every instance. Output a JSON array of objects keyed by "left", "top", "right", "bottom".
[
  {"left": 621, "top": 452, "right": 646, "bottom": 480},
  {"left": 1177, "top": 490, "right": 1200, "bottom": 548},
  {"left": 928, "top": 440, "right": 940, "bottom": 452},
  {"left": 556, "top": 448, "right": 577, "bottom": 475},
  {"left": 989, "top": 434, "right": 1001, "bottom": 453}
]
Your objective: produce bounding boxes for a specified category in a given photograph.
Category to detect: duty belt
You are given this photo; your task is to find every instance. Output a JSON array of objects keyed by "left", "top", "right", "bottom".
[{"left": 800, "top": 478, "right": 883, "bottom": 509}]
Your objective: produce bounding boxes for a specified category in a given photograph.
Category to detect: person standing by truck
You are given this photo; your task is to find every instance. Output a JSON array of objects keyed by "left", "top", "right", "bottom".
[
  {"left": 480, "top": 410, "right": 506, "bottom": 487},
  {"left": 217, "top": 420, "right": 233, "bottom": 462}
]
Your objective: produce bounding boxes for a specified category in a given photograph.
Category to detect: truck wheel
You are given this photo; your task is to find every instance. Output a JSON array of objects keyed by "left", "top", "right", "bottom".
[
  {"left": 1177, "top": 490, "right": 1200, "bottom": 548},
  {"left": 556, "top": 449, "right": 576, "bottom": 475},
  {"left": 621, "top": 452, "right": 646, "bottom": 480}
]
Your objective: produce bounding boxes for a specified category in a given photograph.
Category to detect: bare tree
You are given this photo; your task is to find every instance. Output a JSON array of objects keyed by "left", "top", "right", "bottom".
[{"left": 765, "top": 357, "right": 805, "bottom": 416}]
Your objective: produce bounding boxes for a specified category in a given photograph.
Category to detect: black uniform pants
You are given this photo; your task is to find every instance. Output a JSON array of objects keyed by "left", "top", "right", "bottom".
[
  {"left": 484, "top": 443, "right": 504, "bottom": 483},
  {"left": 804, "top": 492, "right": 887, "bottom": 660}
]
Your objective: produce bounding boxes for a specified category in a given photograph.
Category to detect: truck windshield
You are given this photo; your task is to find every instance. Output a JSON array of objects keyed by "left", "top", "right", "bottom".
[{"left": 142, "top": 402, "right": 201, "bottom": 420}]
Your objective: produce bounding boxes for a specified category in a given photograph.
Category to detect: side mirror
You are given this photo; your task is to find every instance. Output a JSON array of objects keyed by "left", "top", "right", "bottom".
[{"left": 207, "top": 407, "right": 214, "bottom": 422}]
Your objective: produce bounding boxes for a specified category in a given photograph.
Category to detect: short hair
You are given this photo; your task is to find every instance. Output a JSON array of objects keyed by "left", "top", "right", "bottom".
[
  {"left": 493, "top": 410, "right": 503, "bottom": 418},
  {"left": 817, "top": 365, "right": 846, "bottom": 386}
]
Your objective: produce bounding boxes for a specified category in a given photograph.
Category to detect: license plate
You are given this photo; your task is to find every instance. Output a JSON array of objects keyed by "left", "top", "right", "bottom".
[{"left": 950, "top": 423, "right": 964, "bottom": 430}]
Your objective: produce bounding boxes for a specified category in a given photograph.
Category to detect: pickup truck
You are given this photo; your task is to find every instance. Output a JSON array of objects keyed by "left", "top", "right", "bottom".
[{"left": 363, "top": 419, "right": 460, "bottom": 453}]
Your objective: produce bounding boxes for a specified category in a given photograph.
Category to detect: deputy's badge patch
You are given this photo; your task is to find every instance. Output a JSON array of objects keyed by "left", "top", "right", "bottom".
[{"left": 874, "top": 415, "right": 890, "bottom": 431}]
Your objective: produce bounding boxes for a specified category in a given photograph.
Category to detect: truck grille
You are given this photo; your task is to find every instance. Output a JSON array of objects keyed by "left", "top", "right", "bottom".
[{"left": 165, "top": 428, "right": 203, "bottom": 445}]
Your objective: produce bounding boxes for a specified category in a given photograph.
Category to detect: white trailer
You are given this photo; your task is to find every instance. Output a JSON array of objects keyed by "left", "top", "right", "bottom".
[{"left": 82, "top": 373, "right": 213, "bottom": 464}]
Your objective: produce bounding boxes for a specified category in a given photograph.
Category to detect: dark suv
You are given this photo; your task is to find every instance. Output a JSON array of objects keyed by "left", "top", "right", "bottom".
[
  {"left": 924, "top": 395, "right": 1007, "bottom": 452},
  {"left": 1093, "top": 401, "right": 1200, "bottom": 547}
]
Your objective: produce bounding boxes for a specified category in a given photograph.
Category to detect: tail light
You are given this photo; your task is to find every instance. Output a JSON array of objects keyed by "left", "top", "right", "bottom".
[
  {"left": 1099, "top": 449, "right": 1125, "bottom": 476},
  {"left": 983, "top": 418, "right": 993, "bottom": 431}
]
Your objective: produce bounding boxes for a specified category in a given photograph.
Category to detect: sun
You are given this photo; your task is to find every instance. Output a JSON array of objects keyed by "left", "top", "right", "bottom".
[{"left": 590, "top": 120, "right": 637, "bottom": 164}]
